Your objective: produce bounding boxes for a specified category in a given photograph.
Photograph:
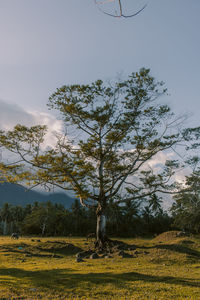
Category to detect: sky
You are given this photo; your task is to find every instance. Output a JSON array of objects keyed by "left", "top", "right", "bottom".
[
  {"left": 0, "top": 0, "right": 199, "bottom": 130},
  {"left": 0, "top": 0, "right": 199, "bottom": 206}
]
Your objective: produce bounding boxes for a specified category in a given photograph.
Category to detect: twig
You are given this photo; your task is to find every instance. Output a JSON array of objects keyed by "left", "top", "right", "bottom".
[{"left": 94, "top": 0, "right": 147, "bottom": 18}]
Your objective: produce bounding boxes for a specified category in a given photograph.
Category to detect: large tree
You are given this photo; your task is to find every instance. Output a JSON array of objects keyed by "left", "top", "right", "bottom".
[{"left": 0, "top": 68, "right": 199, "bottom": 248}]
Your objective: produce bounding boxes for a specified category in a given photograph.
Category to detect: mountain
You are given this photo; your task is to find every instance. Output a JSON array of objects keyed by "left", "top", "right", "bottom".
[{"left": 0, "top": 182, "right": 75, "bottom": 208}]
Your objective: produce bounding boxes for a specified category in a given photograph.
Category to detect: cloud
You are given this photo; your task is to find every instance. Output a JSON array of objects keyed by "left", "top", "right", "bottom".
[
  {"left": 0, "top": 99, "right": 34, "bottom": 130},
  {"left": 0, "top": 99, "right": 63, "bottom": 147},
  {"left": 148, "top": 151, "right": 174, "bottom": 173}
]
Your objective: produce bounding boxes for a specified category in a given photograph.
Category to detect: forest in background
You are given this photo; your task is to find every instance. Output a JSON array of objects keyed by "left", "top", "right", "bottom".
[{"left": 0, "top": 198, "right": 180, "bottom": 237}]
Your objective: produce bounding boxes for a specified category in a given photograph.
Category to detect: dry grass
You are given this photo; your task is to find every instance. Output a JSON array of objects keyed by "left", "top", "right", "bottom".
[{"left": 0, "top": 234, "right": 199, "bottom": 299}]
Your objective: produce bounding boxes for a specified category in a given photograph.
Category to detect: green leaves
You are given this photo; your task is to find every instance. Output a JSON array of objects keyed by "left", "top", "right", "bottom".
[{"left": 0, "top": 68, "right": 199, "bottom": 212}]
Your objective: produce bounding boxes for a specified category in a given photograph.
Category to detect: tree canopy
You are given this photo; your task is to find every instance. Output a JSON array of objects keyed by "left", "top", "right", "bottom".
[{"left": 0, "top": 68, "right": 199, "bottom": 247}]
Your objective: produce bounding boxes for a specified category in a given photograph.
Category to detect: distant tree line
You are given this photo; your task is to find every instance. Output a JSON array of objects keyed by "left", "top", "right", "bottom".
[
  {"left": 1, "top": 181, "right": 200, "bottom": 237},
  {"left": 0, "top": 199, "right": 174, "bottom": 237},
  {"left": 1, "top": 178, "right": 199, "bottom": 237}
]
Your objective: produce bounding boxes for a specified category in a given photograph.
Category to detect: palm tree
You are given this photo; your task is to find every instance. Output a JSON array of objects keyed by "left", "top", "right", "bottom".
[{"left": 1, "top": 203, "right": 13, "bottom": 235}]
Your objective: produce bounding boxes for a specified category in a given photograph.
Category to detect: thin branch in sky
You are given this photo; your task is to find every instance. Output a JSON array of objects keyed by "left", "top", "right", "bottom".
[
  {"left": 96, "top": 0, "right": 115, "bottom": 4},
  {"left": 94, "top": 0, "right": 147, "bottom": 18}
]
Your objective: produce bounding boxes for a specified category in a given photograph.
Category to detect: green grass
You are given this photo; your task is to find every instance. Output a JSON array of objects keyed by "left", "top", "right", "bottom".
[{"left": 0, "top": 234, "right": 199, "bottom": 299}]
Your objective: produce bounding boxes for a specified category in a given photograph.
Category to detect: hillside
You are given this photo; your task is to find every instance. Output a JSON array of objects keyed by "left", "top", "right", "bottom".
[{"left": 0, "top": 182, "right": 75, "bottom": 208}]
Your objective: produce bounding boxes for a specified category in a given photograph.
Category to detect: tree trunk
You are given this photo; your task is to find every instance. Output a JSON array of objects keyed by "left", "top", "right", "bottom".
[
  {"left": 41, "top": 222, "right": 46, "bottom": 236},
  {"left": 41, "top": 216, "right": 48, "bottom": 236},
  {"left": 3, "top": 220, "right": 8, "bottom": 235},
  {"left": 96, "top": 209, "right": 107, "bottom": 249},
  {"left": 10, "top": 221, "right": 14, "bottom": 234}
]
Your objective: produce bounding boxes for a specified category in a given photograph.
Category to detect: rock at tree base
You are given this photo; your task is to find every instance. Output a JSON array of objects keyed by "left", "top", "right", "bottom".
[
  {"left": 118, "top": 250, "right": 133, "bottom": 258},
  {"left": 90, "top": 253, "right": 99, "bottom": 259},
  {"left": 76, "top": 250, "right": 94, "bottom": 259},
  {"left": 76, "top": 257, "right": 84, "bottom": 262}
]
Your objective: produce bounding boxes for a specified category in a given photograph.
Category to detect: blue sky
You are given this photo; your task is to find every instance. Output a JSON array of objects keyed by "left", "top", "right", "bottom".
[{"left": 0, "top": 0, "right": 199, "bottom": 128}]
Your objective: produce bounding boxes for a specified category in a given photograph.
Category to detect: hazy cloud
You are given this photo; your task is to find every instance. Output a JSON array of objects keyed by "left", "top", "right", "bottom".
[
  {"left": 148, "top": 152, "right": 174, "bottom": 173},
  {"left": 0, "top": 99, "right": 63, "bottom": 147}
]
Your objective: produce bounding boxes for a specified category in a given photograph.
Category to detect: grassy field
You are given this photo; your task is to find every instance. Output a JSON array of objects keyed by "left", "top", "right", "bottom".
[{"left": 0, "top": 232, "right": 199, "bottom": 299}]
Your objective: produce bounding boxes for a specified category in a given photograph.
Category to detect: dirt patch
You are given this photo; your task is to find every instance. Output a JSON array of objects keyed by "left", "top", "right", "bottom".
[
  {"left": 75, "top": 239, "right": 136, "bottom": 260},
  {"left": 45, "top": 240, "right": 67, "bottom": 245},
  {"left": 96, "top": 239, "right": 136, "bottom": 253},
  {"left": 76, "top": 250, "right": 94, "bottom": 259},
  {"left": 94, "top": 240, "right": 137, "bottom": 258},
  {"left": 108, "top": 239, "right": 136, "bottom": 251}
]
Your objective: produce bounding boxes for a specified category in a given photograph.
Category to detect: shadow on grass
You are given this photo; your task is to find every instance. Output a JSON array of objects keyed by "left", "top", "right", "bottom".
[
  {"left": 0, "top": 242, "right": 83, "bottom": 258},
  {"left": 152, "top": 244, "right": 200, "bottom": 258},
  {"left": 35, "top": 243, "right": 83, "bottom": 257},
  {"left": 0, "top": 268, "right": 199, "bottom": 291},
  {"left": 134, "top": 240, "right": 200, "bottom": 259}
]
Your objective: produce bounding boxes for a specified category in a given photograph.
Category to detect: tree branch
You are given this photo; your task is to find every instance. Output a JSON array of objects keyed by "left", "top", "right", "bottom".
[{"left": 94, "top": 0, "right": 147, "bottom": 18}]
